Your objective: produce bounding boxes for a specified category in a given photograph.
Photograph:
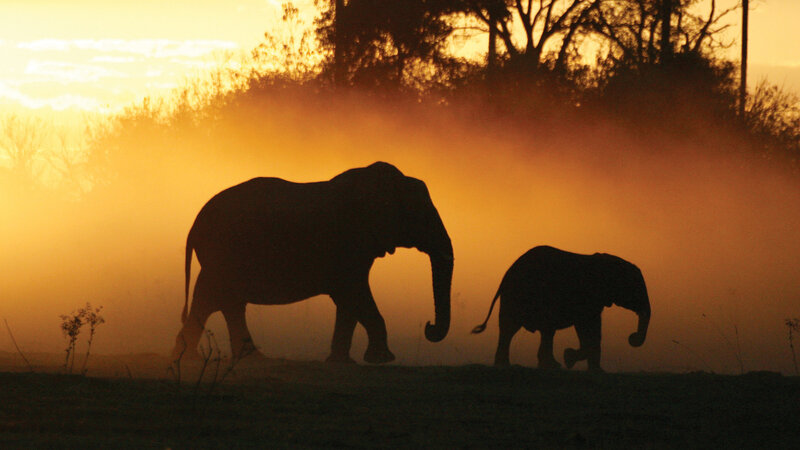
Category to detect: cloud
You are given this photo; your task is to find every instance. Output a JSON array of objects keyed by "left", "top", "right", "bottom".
[
  {"left": 24, "top": 60, "right": 129, "bottom": 83},
  {"left": 168, "top": 58, "right": 217, "bottom": 69},
  {"left": 18, "top": 39, "right": 239, "bottom": 59},
  {"left": 17, "top": 39, "right": 71, "bottom": 52},
  {"left": 0, "top": 80, "right": 106, "bottom": 111},
  {"left": 91, "top": 56, "right": 139, "bottom": 63},
  {"left": 6, "top": 38, "right": 243, "bottom": 112}
]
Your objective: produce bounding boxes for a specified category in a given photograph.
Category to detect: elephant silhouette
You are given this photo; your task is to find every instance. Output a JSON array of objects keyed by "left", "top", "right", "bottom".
[
  {"left": 172, "top": 162, "right": 453, "bottom": 364},
  {"left": 472, "top": 246, "right": 650, "bottom": 371}
]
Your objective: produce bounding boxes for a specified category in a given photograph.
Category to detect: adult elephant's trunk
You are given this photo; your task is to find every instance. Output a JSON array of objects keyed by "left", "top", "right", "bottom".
[
  {"left": 422, "top": 219, "right": 453, "bottom": 343},
  {"left": 628, "top": 304, "right": 650, "bottom": 347}
]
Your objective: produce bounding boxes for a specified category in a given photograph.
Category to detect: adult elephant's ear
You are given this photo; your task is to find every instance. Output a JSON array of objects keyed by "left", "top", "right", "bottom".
[
  {"left": 595, "top": 253, "right": 623, "bottom": 308},
  {"left": 356, "top": 162, "right": 406, "bottom": 258}
]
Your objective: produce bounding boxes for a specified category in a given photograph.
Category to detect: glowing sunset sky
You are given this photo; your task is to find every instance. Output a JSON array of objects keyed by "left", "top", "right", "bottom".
[
  {"left": 0, "top": 0, "right": 288, "bottom": 111},
  {"left": 0, "top": 0, "right": 798, "bottom": 111}
]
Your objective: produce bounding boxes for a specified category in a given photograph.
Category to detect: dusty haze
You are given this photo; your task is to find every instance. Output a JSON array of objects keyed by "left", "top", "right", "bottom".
[{"left": 2, "top": 92, "right": 799, "bottom": 374}]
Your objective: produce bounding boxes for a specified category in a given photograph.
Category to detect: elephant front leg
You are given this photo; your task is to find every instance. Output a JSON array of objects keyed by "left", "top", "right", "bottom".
[
  {"left": 326, "top": 305, "right": 358, "bottom": 364},
  {"left": 565, "top": 314, "right": 603, "bottom": 372},
  {"left": 331, "top": 283, "right": 395, "bottom": 364}
]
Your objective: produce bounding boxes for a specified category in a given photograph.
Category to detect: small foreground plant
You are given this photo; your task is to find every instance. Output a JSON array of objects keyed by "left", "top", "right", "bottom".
[
  {"left": 59, "top": 303, "right": 105, "bottom": 375},
  {"left": 702, "top": 313, "right": 744, "bottom": 374},
  {"left": 786, "top": 318, "right": 800, "bottom": 376},
  {"left": 4, "top": 318, "right": 33, "bottom": 372}
]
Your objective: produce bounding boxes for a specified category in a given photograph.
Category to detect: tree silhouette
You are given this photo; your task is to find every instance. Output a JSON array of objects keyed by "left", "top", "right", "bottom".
[
  {"left": 0, "top": 114, "right": 46, "bottom": 191},
  {"left": 465, "top": 0, "right": 600, "bottom": 75},
  {"left": 316, "top": 0, "right": 466, "bottom": 89},
  {"left": 590, "top": 0, "right": 737, "bottom": 73}
]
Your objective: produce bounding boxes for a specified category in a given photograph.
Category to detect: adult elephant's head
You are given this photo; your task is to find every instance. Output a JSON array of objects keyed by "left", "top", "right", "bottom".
[
  {"left": 599, "top": 254, "right": 651, "bottom": 348},
  {"left": 333, "top": 162, "right": 453, "bottom": 342}
]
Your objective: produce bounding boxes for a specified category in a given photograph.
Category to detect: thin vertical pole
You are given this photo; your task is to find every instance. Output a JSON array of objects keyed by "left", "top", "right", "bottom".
[{"left": 739, "top": 0, "right": 749, "bottom": 117}]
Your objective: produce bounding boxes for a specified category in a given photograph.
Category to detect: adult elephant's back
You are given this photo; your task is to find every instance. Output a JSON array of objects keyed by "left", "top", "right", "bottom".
[
  {"left": 190, "top": 177, "right": 332, "bottom": 258},
  {"left": 186, "top": 177, "right": 357, "bottom": 296}
]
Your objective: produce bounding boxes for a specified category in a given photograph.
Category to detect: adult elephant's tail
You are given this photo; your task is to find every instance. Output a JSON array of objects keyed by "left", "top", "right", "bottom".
[
  {"left": 182, "top": 234, "right": 193, "bottom": 324},
  {"left": 471, "top": 284, "right": 502, "bottom": 334}
]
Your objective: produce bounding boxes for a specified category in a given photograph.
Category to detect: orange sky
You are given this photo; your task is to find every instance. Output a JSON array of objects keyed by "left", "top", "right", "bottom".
[
  {"left": 1, "top": 1, "right": 799, "bottom": 375},
  {"left": 0, "top": 0, "right": 799, "bottom": 111}
]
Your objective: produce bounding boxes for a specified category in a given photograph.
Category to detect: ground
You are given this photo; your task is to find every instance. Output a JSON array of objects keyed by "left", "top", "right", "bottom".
[{"left": 0, "top": 352, "right": 798, "bottom": 448}]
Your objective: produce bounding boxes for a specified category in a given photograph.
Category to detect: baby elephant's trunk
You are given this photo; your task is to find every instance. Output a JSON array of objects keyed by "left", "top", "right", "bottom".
[{"left": 628, "top": 306, "right": 650, "bottom": 347}]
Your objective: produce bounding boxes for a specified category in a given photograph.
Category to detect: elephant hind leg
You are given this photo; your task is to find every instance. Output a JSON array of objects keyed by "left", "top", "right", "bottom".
[
  {"left": 221, "top": 302, "right": 260, "bottom": 360},
  {"left": 326, "top": 304, "right": 358, "bottom": 364},
  {"left": 172, "top": 270, "right": 219, "bottom": 361},
  {"left": 172, "top": 298, "right": 215, "bottom": 361},
  {"left": 494, "top": 301, "right": 521, "bottom": 366}
]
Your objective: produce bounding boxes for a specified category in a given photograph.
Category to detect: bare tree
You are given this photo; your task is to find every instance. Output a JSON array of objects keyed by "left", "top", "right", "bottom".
[
  {"left": 334, "top": 0, "right": 347, "bottom": 85},
  {"left": 467, "top": 0, "right": 600, "bottom": 73},
  {"left": 316, "top": 0, "right": 465, "bottom": 89},
  {"left": 48, "top": 128, "right": 91, "bottom": 196},
  {"left": 590, "top": 0, "right": 738, "bottom": 72},
  {"left": 0, "top": 113, "right": 47, "bottom": 189}
]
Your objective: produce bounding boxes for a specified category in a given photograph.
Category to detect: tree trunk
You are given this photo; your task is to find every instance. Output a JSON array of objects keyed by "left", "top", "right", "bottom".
[
  {"left": 334, "top": 0, "right": 345, "bottom": 85},
  {"left": 487, "top": 11, "right": 497, "bottom": 76},
  {"left": 660, "top": 0, "right": 672, "bottom": 63}
]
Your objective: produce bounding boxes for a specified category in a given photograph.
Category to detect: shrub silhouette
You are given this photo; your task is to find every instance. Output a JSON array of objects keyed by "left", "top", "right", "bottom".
[
  {"left": 59, "top": 303, "right": 105, "bottom": 375},
  {"left": 786, "top": 318, "right": 800, "bottom": 375}
]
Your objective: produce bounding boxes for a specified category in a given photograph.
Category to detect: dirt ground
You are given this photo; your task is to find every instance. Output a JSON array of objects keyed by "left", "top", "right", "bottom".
[{"left": 0, "top": 352, "right": 798, "bottom": 448}]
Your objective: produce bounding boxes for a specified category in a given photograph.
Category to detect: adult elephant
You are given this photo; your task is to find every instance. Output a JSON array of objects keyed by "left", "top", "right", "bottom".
[
  {"left": 172, "top": 162, "right": 453, "bottom": 364},
  {"left": 472, "top": 246, "right": 650, "bottom": 371}
]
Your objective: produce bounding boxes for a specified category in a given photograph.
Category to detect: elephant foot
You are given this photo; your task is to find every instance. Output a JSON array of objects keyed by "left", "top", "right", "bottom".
[
  {"left": 364, "top": 346, "right": 395, "bottom": 364},
  {"left": 232, "top": 339, "right": 262, "bottom": 361},
  {"left": 538, "top": 359, "right": 562, "bottom": 370},
  {"left": 326, "top": 354, "right": 357, "bottom": 364},
  {"left": 564, "top": 348, "right": 579, "bottom": 369},
  {"left": 587, "top": 365, "right": 604, "bottom": 373},
  {"left": 493, "top": 357, "right": 510, "bottom": 366}
]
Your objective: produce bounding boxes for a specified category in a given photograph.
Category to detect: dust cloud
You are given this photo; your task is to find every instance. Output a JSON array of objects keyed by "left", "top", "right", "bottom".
[{"left": 2, "top": 92, "right": 799, "bottom": 374}]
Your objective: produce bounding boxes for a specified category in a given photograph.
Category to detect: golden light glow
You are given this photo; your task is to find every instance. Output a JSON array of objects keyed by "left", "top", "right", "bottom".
[
  {"left": 3, "top": 92, "right": 800, "bottom": 374},
  {"left": 1, "top": 0, "right": 800, "bottom": 374},
  {"left": 0, "top": 0, "right": 300, "bottom": 111}
]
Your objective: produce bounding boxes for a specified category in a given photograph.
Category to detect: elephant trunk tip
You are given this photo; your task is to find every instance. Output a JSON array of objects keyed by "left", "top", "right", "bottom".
[
  {"left": 628, "top": 332, "right": 646, "bottom": 347},
  {"left": 425, "top": 321, "right": 449, "bottom": 342},
  {"left": 629, "top": 309, "right": 650, "bottom": 347}
]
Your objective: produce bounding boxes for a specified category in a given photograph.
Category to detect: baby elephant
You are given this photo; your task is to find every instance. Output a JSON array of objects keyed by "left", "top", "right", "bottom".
[{"left": 472, "top": 246, "right": 651, "bottom": 371}]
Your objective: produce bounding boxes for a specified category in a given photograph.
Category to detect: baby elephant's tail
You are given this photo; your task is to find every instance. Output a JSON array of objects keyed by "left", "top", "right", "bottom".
[{"left": 471, "top": 286, "right": 502, "bottom": 334}]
